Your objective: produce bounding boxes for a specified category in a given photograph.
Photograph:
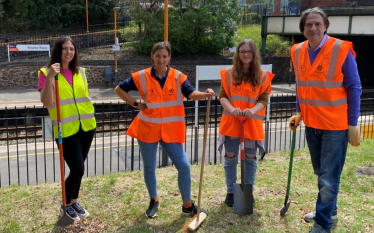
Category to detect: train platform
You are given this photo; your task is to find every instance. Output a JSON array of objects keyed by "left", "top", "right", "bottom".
[{"left": 0, "top": 83, "right": 295, "bottom": 108}]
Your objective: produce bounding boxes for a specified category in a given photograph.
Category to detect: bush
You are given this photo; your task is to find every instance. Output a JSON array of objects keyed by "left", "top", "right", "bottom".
[
  {"left": 234, "top": 25, "right": 291, "bottom": 56},
  {"left": 131, "top": 0, "right": 238, "bottom": 55}
]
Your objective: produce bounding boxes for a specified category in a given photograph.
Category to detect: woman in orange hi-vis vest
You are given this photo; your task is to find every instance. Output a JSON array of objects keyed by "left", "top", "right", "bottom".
[
  {"left": 114, "top": 42, "right": 214, "bottom": 218},
  {"left": 218, "top": 39, "right": 273, "bottom": 207}
]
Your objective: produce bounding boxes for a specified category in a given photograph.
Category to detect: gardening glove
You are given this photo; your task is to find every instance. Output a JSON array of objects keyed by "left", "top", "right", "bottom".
[
  {"left": 289, "top": 112, "right": 302, "bottom": 132},
  {"left": 230, "top": 108, "right": 242, "bottom": 118},
  {"left": 348, "top": 125, "right": 360, "bottom": 146}
]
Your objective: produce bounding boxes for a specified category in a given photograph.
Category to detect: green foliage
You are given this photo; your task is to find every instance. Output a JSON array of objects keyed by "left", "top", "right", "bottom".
[
  {"left": 235, "top": 25, "right": 291, "bottom": 56},
  {"left": 123, "top": 0, "right": 238, "bottom": 55},
  {"left": 0, "top": 0, "right": 113, "bottom": 33}
]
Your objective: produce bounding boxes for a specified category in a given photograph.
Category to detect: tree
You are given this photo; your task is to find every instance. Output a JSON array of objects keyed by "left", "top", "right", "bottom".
[{"left": 120, "top": 0, "right": 239, "bottom": 55}]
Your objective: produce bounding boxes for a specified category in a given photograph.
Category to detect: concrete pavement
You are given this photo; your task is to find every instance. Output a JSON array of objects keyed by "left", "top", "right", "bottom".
[{"left": 0, "top": 83, "right": 295, "bottom": 108}]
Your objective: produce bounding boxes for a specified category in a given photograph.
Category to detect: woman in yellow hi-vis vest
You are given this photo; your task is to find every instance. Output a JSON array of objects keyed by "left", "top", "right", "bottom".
[
  {"left": 218, "top": 39, "right": 273, "bottom": 207},
  {"left": 114, "top": 41, "right": 214, "bottom": 218},
  {"left": 38, "top": 36, "right": 96, "bottom": 221}
]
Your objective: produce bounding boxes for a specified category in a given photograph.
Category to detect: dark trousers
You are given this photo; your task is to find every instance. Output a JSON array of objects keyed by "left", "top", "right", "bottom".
[{"left": 56, "top": 126, "right": 95, "bottom": 204}]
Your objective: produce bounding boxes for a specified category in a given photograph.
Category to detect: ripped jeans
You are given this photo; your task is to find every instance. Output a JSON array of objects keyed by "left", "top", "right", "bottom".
[{"left": 223, "top": 136, "right": 258, "bottom": 194}]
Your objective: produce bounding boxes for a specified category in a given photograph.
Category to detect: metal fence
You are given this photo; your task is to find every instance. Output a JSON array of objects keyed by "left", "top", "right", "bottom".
[
  {"left": 0, "top": 92, "right": 374, "bottom": 188},
  {"left": 0, "top": 18, "right": 135, "bottom": 63}
]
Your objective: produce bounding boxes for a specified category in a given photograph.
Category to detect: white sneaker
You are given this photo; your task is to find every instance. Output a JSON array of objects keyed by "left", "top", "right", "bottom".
[{"left": 304, "top": 210, "right": 338, "bottom": 223}]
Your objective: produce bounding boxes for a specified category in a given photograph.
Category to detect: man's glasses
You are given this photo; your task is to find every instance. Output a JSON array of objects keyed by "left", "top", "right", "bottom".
[{"left": 239, "top": 50, "right": 253, "bottom": 55}]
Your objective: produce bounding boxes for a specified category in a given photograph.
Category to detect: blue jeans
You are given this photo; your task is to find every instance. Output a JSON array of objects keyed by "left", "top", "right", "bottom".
[
  {"left": 305, "top": 126, "right": 348, "bottom": 229},
  {"left": 223, "top": 136, "right": 258, "bottom": 194},
  {"left": 138, "top": 139, "right": 191, "bottom": 201}
]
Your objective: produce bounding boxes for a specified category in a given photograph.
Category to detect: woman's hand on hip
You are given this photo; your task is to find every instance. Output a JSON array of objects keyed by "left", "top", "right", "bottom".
[{"left": 137, "top": 103, "right": 147, "bottom": 111}]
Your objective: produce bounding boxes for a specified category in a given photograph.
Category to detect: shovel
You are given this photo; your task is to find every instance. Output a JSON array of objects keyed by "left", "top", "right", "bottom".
[
  {"left": 55, "top": 75, "right": 75, "bottom": 227},
  {"left": 280, "top": 121, "right": 296, "bottom": 217},
  {"left": 233, "top": 118, "right": 253, "bottom": 215}
]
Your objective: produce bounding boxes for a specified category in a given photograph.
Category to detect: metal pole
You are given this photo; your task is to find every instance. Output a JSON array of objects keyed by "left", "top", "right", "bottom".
[
  {"left": 114, "top": 10, "right": 118, "bottom": 86},
  {"left": 8, "top": 44, "right": 10, "bottom": 63},
  {"left": 164, "top": 0, "right": 168, "bottom": 41},
  {"left": 194, "top": 67, "right": 200, "bottom": 163},
  {"left": 161, "top": 146, "right": 168, "bottom": 167},
  {"left": 264, "top": 94, "right": 271, "bottom": 156},
  {"left": 86, "top": 0, "right": 89, "bottom": 48}
]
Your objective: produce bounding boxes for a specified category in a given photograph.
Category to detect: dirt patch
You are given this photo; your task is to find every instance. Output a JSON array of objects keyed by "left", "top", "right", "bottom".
[
  {"left": 355, "top": 167, "right": 374, "bottom": 176},
  {"left": 54, "top": 218, "right": 107, "bottom": 233}
]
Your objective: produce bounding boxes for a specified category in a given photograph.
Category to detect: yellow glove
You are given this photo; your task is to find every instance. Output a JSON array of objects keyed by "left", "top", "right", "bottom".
[
  {"left": 348, "top": 125, "right": 360, "bottom": 146},
  {"left": 289, "top": 112, "right": 302, "bottom": 132}
]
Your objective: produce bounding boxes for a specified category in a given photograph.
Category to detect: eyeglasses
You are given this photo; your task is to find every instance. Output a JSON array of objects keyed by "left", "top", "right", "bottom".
[{"left": 239, "top": 50, "right": 253, "bottom": 55}]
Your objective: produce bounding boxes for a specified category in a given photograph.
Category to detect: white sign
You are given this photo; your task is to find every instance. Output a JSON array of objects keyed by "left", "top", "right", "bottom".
[
  {"left": 42, "top": 116, "right": 53, "bottom": 139},
  {"left": 194, "top": 64, "right": 273, "bottom": 128},
  {"left": 113, "top": 45, "right": 120, "bottom": 51},
  {"left": 8, "top": 44, "right": 50, "bottom": 63},
  {"left": 8, "top": 44, "right": 50, "bottom": 51}
]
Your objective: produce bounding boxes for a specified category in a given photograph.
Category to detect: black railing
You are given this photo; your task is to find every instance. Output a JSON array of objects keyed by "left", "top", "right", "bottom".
[{"left": 0, "top": 92, "right": 374, "bottom": 187}]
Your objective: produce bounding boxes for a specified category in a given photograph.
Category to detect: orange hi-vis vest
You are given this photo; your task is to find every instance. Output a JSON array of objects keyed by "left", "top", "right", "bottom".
[
  {"left": 219, "top": 67, "right": 273, "bottom": 140},
  {"left": 126, "top": 67, "right": 187, "bottom": 143},
  {"left": 291, "top": 37, "right": 356, "bottom": 130}
]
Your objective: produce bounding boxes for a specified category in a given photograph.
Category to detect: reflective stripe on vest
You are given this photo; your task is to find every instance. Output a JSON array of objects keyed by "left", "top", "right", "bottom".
[
  {"left": 137, "top": 112, "right": 185, "bottom": 124},
  {"left": 52, "top": 112, "right": 95, "bottom": 126},
  {"left": 226, "top": 67, "right": 268, "bottom": 104},
  {"left": 48, "top": 97, "right": 92, "bottom": 111},
  {"left": 298, "top": 97, "right": 347, "bottom": 107},
  {"left": 296, "top": 40, "right": 343, "bottom": 88},
  {"left": 222, "top": 109, "right": 264, "bottom": 120}
]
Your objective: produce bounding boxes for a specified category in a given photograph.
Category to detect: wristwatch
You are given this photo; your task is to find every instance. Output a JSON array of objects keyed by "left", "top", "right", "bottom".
[{"left": 133, "top": 101, "right": 139, "bottom": 107}]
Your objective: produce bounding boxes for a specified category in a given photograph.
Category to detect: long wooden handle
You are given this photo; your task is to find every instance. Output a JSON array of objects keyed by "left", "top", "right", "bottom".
[
  {"left": 196, "top": 97, "right": 211, "bottom": 221},
  {"left": 55, "top": 75, "right": 67, "bottom": 206}
]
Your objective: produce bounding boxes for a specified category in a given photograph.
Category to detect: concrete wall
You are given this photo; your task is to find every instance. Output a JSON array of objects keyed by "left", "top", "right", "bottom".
[{"left": 0, "top": 56, "right": 291, "bottom": 90}]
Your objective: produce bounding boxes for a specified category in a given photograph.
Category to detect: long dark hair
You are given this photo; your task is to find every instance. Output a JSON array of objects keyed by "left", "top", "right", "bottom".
[
  {"left": 232, "top": 39, "right": 262, "bottom": 86},
  {"left": 46, "top": 36, "right": 79, "bottom": 74}
]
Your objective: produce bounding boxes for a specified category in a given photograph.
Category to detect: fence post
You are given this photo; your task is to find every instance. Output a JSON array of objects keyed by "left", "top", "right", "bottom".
[
  {"left": 264, "top": 94, "right": 271, "bottom": 155},
  {"left": 214, "top": 96, "right": 218, "bottom": 165},
  {"left": 161, "top": 146, "right": 168, "bottom": 167}
]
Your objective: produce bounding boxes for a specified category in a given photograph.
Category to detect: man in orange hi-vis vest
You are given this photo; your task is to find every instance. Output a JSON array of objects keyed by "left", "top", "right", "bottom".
[{"left": 289, "top": 7, "right": 362, "bottom": 233}]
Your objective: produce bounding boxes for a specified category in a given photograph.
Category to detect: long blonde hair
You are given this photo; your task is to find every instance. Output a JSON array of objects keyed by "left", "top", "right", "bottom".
[{"left": 232, "top": 39, "right": 262, "bottom": 86}]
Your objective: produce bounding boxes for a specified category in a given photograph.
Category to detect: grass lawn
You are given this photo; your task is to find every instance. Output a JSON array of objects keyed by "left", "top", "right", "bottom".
[{"left": 1, "top": 140, "right": 373, "bottom": 233}]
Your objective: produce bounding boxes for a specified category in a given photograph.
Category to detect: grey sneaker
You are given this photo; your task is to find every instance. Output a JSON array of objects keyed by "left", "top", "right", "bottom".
[
  {"left": 309, "top": 222, "right": 331, "bottom": 233},
  {"left": 71, "top": 202, "right": 90, "bottom": 219},
  {"left": 304, "top": 210, "right": 338, "bottom": 223},
  {"left": 145, "top": 198, "right": 159, "bottom": 218},
  {"left": 60, "top": 205, "right": 80, "bottom": 221}
]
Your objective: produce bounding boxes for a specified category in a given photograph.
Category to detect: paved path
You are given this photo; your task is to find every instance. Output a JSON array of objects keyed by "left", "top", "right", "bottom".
[{"left": 0, "top": 83, "right": 295, "bottom": 108}]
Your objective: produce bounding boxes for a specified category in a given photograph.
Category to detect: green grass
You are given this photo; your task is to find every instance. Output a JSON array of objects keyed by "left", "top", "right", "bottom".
[
  {"left": 1, "top": 140, "right": 373, "bottom": 232},
  {"left": 234, "top": 25, "right": 291, "bottom": 56}
]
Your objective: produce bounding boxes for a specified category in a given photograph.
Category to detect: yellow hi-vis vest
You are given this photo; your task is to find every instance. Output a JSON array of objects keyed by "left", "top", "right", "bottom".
[{"left": 38, "top": 67, "right": 96, "bottom": 138}]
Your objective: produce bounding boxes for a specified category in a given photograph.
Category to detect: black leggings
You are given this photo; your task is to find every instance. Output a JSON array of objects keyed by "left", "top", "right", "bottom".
[{"left": 56, "top": 126, "right": 95, "bottom": 204}]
